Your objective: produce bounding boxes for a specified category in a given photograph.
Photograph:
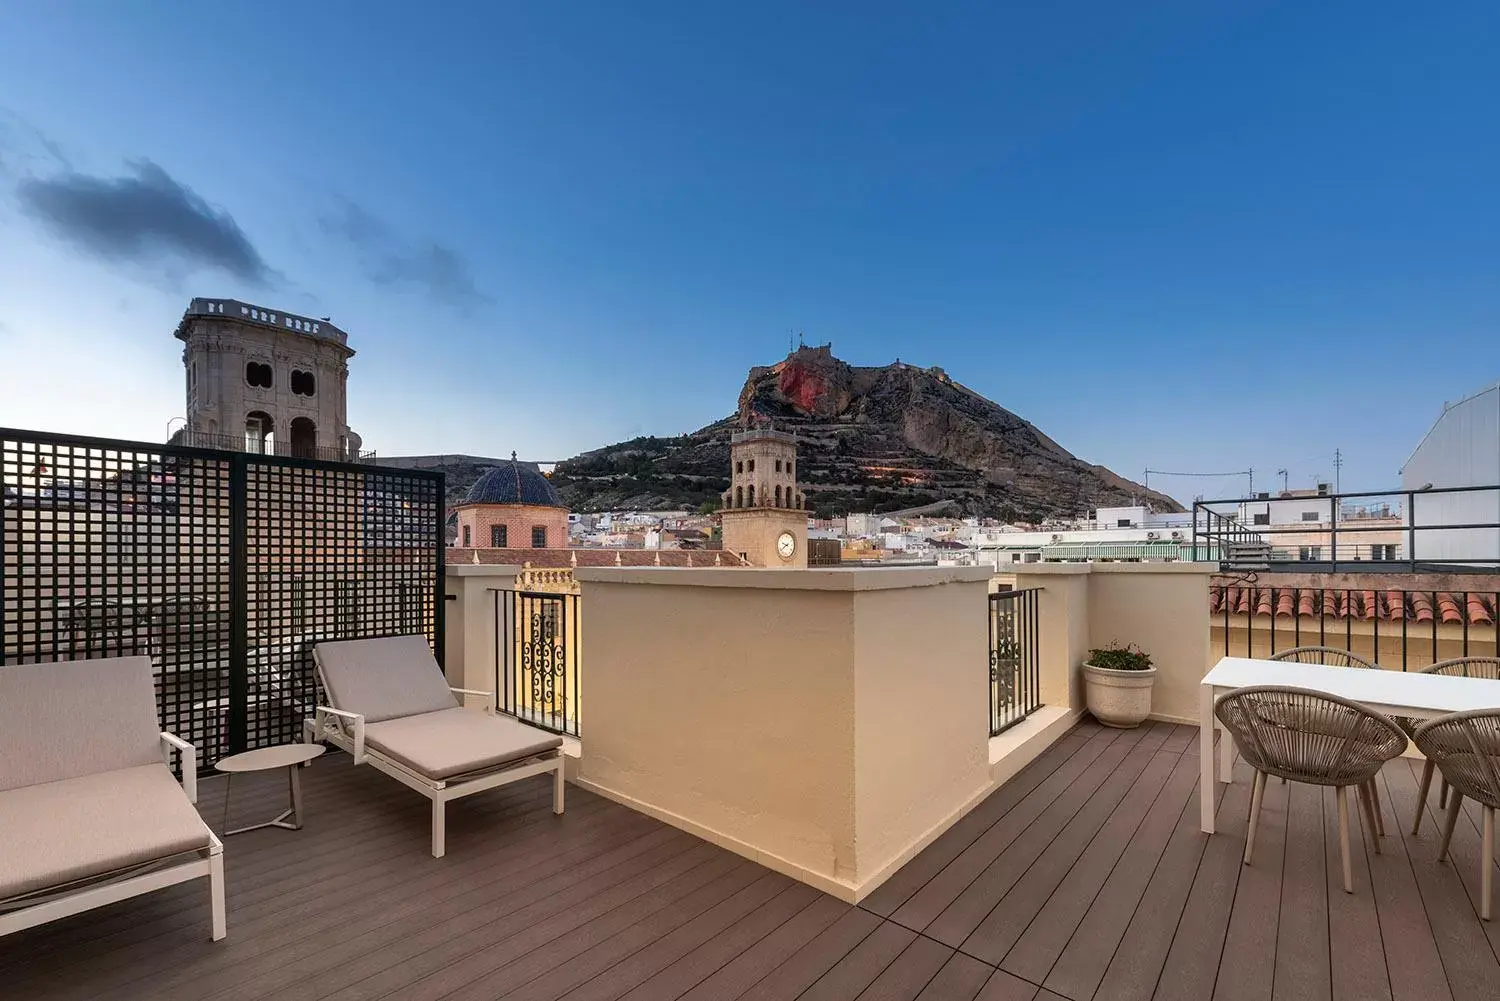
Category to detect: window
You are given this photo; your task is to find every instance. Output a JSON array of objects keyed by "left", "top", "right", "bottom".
[
  {"left": 291, "top": 370, "right": 316, "bottom": 396},
  {"left": 462, "top": 525, "right": 471, "bottom": 546},
  {"left": 245, "top": 361, "right": 273, "bottom": 388},
  {"left": 1301, "top": 511, "right": 1319, "bottom": 522},
  {"left": 531, "top": 526, "right": 547, "bottom": 548},
  {"left": 1011, "top": 553, "right": 1022, "bottom": 563},
  {"left": 748, "top": 459, "right": 755, "bottom": 472},
  {"left": 774, "top": 485, "right": 782, "bottom": 507},
  {"left": 788, "top": 461, "right": 794, "bottom": 476},
  {"left": 747, "top": 485, "right": 755, "bottom": 506},
  {"left": 735, "top": 486, "right": 743, "bottom": 507},
  {"left": 735, "top": 460, "right": 743, "bottom": 474},
  {"left": 1298, "top": 546, "right": 1323, "bottom": 561},
  {"left": 1252, "top": 513, "right": 1270, "bottom": 526},
  {"left": 491, "top": 524, "right": 507, "bottom": 547},
  {"left": 775, "top": 459, "right": 782, "bottom": 472},
  {"left": 1116, "top": 518, "right": 1131, "bottom": 528},
  {"left": 1371, "top": 544, "right": 1397, "bottom": 561}
]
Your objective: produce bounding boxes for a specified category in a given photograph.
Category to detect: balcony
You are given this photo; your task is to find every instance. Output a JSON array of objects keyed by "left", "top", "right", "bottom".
[{"left": 9, "top": 424, "right": 1500, "bottom": 998}]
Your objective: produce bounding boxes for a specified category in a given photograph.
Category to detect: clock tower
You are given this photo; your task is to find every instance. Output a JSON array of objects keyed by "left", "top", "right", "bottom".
[{"left": 719, "top": 429, "right": 808, "bottom": 568}]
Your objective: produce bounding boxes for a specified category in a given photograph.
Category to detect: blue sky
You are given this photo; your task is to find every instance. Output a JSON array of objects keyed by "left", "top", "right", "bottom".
[{"left": 0, "top": 2, "right": 1495, "bottom": 503}]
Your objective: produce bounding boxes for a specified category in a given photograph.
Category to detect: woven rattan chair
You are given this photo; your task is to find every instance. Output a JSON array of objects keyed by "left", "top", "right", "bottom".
[
  {"left": 1265, "top": 646, "right": 1387, "bottom": 827},
  {"left": 1215, "top": 686, "right": 1406, "bottom": 893},
  {"left": 1411, "top": 710, "right": 1500, "bottom": 920},
  {"left": 1268, "top": 646, "right": 1380, "bottom": 669},
  {"left": 1409, "top": 658, "right": 1500, "bottom": 835}
]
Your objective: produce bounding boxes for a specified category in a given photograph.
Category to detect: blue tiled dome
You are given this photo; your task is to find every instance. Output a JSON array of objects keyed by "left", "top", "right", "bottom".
[{"left": 463, "top": 457, "right": 564, "bottom": 508}]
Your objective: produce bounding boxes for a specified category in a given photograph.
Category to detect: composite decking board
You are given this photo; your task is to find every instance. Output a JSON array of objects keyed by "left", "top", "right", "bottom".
[
  {"left": 735, "top": 908, "right": 885, "bottom": 1000},
  {"left": 10, "top": 727, "right": 1500, "bottom": 1001},
  {"left": 1150, "top": 758, "right": 1254, "bottom": 1001},
  {"left": 1320, "top": 782, "right": 1393, "bottom": 1001},
  {"left": 1384, "top": 760, "right": 1497, "bottom": 1001},
  {"left": 914, "top": 950, "right": 997, "bottom": 1001},
  {"left": 859, "top": 724, "right": 1103, "bottom": 918},
  {"left": 889, "top": 723, "right": 1141, "bottom": 933},
  {"left": 964, "top": 743, "right": 1181, "bottom": 967},
  {"left": 795, "top": 919, "right": 917, "bottom": 1001},
  {"left": 1361, "top": 765, "right": 1457, "bottom": 1001},
  {"left": 676, "top": 895, "right": 853, "bottom": 1001},
  {"left": 925, "top": 722, "right": 1169, "bottom": 949},
  {"left": 1272, "top": 780, "right": 1333, "bottom": 1001},
  {"left": 852, "top": 934, "right": 957, "bottom": 1001},
  {"left": 1213, "top": 761, "right": 1292, "bottom": 1001},
  {"left": 1002, "top": 742, "right": 1201, "bottom": 986},
  {"left": 614, "top": 882, "right": 823, "bottom": 1001}
]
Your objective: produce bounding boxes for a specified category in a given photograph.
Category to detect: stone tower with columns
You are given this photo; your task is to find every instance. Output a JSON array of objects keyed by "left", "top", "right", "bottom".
[
  {"left": 719, "top": 428, "right": 807, "bottom": 567},
  {"left": 173, "top": 297, "right": 363, "bottom": 461}
]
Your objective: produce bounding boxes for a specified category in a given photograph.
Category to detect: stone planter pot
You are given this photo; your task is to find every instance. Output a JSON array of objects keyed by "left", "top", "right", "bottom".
[{"left": 1082, "top": 661, "right": 1157, "bottom": 728}]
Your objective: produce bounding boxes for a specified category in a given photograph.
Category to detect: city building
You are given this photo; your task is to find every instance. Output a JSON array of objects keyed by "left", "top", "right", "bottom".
[
  {"left": 719, "top": 429, "right": 808, "bottom": 567},
  {"left": 171, "top": 297, "right": 364, "bottom": 461},
  {"left": 1401, "top": 379, "right": 1500, "bottom": 566},
  {"left": 451, "top": 454, "right": 568, "bottom": 551}
]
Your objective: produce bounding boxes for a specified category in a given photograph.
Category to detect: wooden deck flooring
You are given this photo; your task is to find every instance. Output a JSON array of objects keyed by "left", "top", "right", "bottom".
[{"left": 4, "top": 720, "right": 1499, "bottom": 1000}]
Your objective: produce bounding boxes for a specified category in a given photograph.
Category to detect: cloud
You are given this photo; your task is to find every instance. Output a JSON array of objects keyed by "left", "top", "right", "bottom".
[
  {"left": 15, "top": 160, "right": 272, "bottom": 285},
  {"left": 320, "top": 199, "right": 491, "bottom": 312}
]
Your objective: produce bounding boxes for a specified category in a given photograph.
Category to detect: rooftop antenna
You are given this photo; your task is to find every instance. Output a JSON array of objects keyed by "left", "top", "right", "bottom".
[
  {"left": 1334, "top": 448, "right": 1342, "bottom": 493},
  {"left": 1277, "top": 468, "right": 1288, "bottom": 493}
]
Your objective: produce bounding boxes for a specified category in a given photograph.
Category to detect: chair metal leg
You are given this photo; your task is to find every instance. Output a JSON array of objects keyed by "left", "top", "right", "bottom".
[
  {"left": 431, "top": 798, "right": 446, "bottom": 859},
  {"left": 1370, "top": 779, "right": 1386, "bottom": 837},
  {"left": 1484, "top": 807, "right": 1494, "bottom": 921},
  {"left": 1337, "top": 786, "right": 1354, "bottom": 893},
  {"left": 1245, "top": 770, "right": 1267, "bottom": 866},
  {"left": 1413, "top": 758, "right": 1436, "bottom": 835},
  {"left": 208, "top": 850, "right": 227, "bottom": 942},
  {"left": 1438, "top": 791, "right": 1464, "bottom": 863},
  {"left": 1440, "top": 777, "right": 1450, "bottom": 809},
  {"left": 1358, "top": 782, "right": 1382, "bottom": 855}
]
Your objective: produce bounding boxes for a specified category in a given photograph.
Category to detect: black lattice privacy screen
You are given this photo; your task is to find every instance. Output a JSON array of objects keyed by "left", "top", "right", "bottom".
[{"left": 2, "top": 428, "right": 444, "bottom": 770}]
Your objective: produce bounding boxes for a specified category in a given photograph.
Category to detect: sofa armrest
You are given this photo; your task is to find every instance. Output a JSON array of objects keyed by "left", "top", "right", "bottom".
[
  {"left": 451, "top": 687, "right": 496, "bottom": 713},
  {"left": 314, "top": 706, "right": 366, "bottom": 764},
  {"left": 160, "top": 731, "right": 198, "bottom": 804}
]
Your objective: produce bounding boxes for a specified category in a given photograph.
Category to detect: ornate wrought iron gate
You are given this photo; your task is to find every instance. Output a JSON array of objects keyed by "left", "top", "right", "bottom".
[
  {"left": 493, "top": 588, "right": 580, "bottom": 736},
  {"left": 2, "top": 427, "right": 444, "bottom": 769}
]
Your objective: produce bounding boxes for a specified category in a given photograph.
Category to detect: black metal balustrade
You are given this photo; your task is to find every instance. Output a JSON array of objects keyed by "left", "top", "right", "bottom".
[
  {"left": 492, "top": 588, "right": 580, "bottom": 737},
  {"left": 2, "top": 427, "right": 443, "bottom": 771},
  {"left": 989, "top": 588, "right": 1042, "bottom": 735},
  {"left": 1211, "top": 583, "right": 1499, "bottom": 672},
  {"left": 168, "top": 429, "right": 376, "bottom": 463},
  {"left": 1192, "top": 484, "right": 1500, "bottom": 573}
]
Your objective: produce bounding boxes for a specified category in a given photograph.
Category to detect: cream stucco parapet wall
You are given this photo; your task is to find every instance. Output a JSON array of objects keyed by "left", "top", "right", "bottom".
[
  {"left": 1006, "top": 562, "right": 1218, "bottom": 726},
  {"left": 571, "top": 565, "right": 994, "bottom": 902},
  {"left": 444, "top": 563, "right": 521, "bottom": 704}
]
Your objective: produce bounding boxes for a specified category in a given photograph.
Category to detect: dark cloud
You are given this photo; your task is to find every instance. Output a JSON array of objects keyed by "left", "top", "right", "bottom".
[
  {"left": 16, "top": 160, "right": 272, "bottom": 284},
  {"left": 320, "top": 199, "right": 491, "bottom": 312}
]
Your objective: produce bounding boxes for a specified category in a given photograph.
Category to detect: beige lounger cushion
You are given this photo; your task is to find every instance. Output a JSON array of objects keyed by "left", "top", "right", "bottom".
[
  {"left": 363, "top": 709, "right": 563, "bottom": 780},
  {"left": 0, "top": 764, "right": 213, "bottom": 901},
  {"left": 314, "top": 635, "right": 458, "bottom": 723},
  {"left": 0, "top": 657, "right": 162, "bottom": 791}
]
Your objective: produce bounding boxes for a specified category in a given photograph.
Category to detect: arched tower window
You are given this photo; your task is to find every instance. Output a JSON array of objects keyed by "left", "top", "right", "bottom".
[
  {"left": 774, "top": 484, "right": 782, "bottom": 507},
  {"left": 289, "top": 417, "right": 317, "bottom": 458},
  {"left": 735, "top": 486, "right": 743, "bottom": 508},
  {"left": 291, "top": 370, "right": 317, "bottom": 397},
  {"left": 246, "top": 411, "right": 274, "bottom": 454},
  {"left": 245, "top": 361, "right": 273, "bottom": 389},
  {"left": 748, "top": 484, "right": 755, "bottom": 506}
]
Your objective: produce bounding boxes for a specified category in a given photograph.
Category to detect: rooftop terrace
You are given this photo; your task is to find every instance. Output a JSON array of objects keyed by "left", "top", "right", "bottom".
[{"left": 7, "top": 720, "right": 1499, "bottom": 1001}]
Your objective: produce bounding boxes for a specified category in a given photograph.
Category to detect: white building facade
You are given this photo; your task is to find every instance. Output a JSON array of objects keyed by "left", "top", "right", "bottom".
[{"left": 1401, "top": 380, "right": 1500, "bottom": 566}]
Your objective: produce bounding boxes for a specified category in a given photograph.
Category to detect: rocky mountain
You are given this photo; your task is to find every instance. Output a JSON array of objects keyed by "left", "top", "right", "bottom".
[{"left": 549, "top": 346, "right": 1180, "bottom": 520}]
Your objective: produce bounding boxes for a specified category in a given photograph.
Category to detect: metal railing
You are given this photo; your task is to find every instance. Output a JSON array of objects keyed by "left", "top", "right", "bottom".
[
  {"left": 1211, "top": 584, "right": 1499, "bottom": 672},
  {"left": 1192, "top": 484, "right": 1500, "bottom": 572},
  {"left": 990, "top": 588, "right": 1042, "bottom": 735},
  {"left": 492, "top": 589, "right": 580, "bottom": 737},
  {"left": 168, "top": 429, "right": 376, "bottom": 464}
]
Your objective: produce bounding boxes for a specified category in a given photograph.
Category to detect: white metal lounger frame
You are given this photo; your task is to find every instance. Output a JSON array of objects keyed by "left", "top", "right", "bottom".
[
  {"left": 303, "top": 679, "right": 564, "bottom": 858},
  {"left": 0, "top": 733, "right": 226, "bottom": 942}
]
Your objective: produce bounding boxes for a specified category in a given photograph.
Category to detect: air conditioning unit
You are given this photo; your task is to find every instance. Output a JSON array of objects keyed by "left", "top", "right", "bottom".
[
  {"left": 1050, "top": 534, "right": 1062, "bottom": 543},
  {"left": 1146, "top": 531, "right": 1160, "bottom": 540},
  {"left": 1170, "top": 530, "right": 1184, "bottom": 540}
]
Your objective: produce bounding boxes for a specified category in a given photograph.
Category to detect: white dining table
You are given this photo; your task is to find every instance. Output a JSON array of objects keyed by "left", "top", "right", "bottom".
[{"left": 1199, "top": 657, "right": 1500, "bottom": 833}]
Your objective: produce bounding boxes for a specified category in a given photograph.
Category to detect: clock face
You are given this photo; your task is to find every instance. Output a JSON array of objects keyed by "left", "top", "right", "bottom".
[{"left": 776, "top": 531, "right": 796, "bottom": 560}]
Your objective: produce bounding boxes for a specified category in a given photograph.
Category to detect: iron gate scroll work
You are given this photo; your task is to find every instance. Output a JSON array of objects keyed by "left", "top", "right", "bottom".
[
  {"left": 494, "top": 589, "right": 580, "bottom": 737},
  {"left": 990, "top": 588, "right": 1042, "bottom": 735},
  {"left": 2, "top": 427, "right": 444, "bottom": 771}
]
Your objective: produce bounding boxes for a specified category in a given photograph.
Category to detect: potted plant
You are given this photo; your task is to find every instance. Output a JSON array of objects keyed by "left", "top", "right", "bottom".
[{"left": 1082, "top": 642, "right": 1156, "bottom": 728}]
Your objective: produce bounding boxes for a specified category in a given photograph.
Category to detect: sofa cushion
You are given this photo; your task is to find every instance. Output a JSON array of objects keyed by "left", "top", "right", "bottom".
[
  {"left": 0, "top": 657, "right": 162, "bottom": 792},
  {"left": 364, "top": 709, "right": 562, "bottom": 780},
  {"left": 314, "top": 635, "right": 458, "bottom": 724},
  {"left": 0, "top": 764, "right": 213, "bottom": 901}
]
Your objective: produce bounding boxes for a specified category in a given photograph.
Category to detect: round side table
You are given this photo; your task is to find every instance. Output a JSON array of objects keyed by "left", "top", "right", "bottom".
[{"left": 215, "top": 744, "right": 326, "bottom": 836}]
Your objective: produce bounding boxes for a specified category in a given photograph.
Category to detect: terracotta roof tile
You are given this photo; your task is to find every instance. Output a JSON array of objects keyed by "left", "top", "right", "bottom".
[{"left": 1211, "top": 586, "right": 1497, "bottom": 627}]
